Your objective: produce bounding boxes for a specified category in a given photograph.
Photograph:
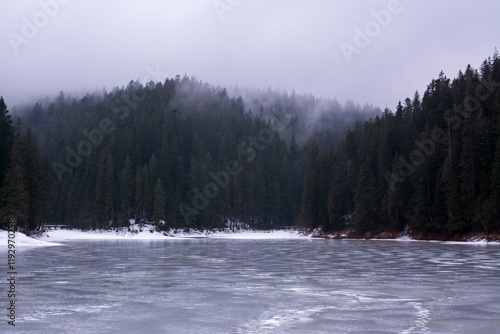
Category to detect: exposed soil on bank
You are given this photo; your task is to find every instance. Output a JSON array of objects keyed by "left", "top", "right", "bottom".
[{"left": 311, "top": 227, "right": 500, "bottom": 243}]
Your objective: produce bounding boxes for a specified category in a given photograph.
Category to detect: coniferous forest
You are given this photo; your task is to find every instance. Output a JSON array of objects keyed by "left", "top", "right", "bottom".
[
  {"left": 1, "top": 52, "right": 499, "bottom": 237},
  {"left": 300, "top": 52, "right": 500, "bottom": 236}
]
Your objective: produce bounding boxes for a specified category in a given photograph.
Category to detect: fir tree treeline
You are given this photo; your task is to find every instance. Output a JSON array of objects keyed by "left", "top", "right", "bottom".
[
  {"left": 4, "top": 54, "right": 499, "bottom": 235},
  {"left": 299, "top": 52, "right": 500, "bottom": 235},
  {"left": 0, "top": 98, "right": 53, "bottom": 230},
  {"left": 15, "top": 76, "right": 373, "bottom": 230}
]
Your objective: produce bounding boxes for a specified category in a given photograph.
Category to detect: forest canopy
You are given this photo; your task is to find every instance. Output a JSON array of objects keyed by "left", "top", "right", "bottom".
[
  {"left": 1, "top": 76, "right": 375, "bottom": 230},
  {"left": 1, "top": 51, "right": 499, "bottom": 237}
]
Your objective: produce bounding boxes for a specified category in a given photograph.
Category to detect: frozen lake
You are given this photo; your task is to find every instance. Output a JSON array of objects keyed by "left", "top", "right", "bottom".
[{"left": 4, "top": 239, "right": 500, "bottom": 333}]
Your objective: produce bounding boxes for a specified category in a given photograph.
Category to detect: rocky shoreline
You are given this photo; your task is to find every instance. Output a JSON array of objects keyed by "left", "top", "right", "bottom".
[{"left": 310, "top": 227, "right": 500, "bottom": 243}]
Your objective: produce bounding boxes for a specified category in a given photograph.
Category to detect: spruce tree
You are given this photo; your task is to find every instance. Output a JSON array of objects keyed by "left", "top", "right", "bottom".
[
  {"left": 21, "top": 127, "right": 44, "bottom": 230},
  {"left": 299, "top": 142, "right": 319, "bottom": 229},
  {"left": 105, "top": 153, "right": 115, "bottom": 227},
  {"left": 152, "top": 178, "right": 166, "bottom": 225},
  {"left": 134, "top": 170, "right": 143, "bottom": 223},
  {"left": 0, "top": 97, "right": 13, "bottom": 189},
  {"left": 40, "top": 157, "right": 55, "bottom": 226},
  {"left": 386, "top": 155, "right": 406, "bottom": 230},
  {"left": 0, "top": 122, "right": 27, "bottom": 228},
  {"left": 444, "top": 131, "right": 464, "bottom": 232},
  {"left": 118, "top": 156, "right": 133, "bottom": 226},
  {"left": 95, "top": 150, "right": 108, "bottom": 227},
  {"left": 141, "top": 166, "right": 152, "bottom": 221},
  {"left": 486, "top": 137, "right": 500, "bottom": 232},
  {"left": 65, "top": 174, "right": 80, "bottom": 226},
  {"left": 353, "top": 161, "right": 378, "bottom": 232}
]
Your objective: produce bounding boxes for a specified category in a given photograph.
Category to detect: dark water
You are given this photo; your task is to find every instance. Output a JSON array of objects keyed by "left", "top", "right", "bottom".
[{"left": 2, "top": 239, "right": 500, "bottom": 333}]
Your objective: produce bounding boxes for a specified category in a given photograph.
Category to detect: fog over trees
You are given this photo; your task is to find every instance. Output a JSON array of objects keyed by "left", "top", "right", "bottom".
[
  {"left": 299, "top": 52, "right": 500, "bottom": 235},
  {"left": 1, "top": 52, "right": 499, "bottom": 237}
]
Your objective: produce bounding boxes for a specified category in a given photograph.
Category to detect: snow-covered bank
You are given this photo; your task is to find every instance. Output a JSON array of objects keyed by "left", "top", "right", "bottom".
[
  {"left": 33, "top": 224, "right": 308, "bottom": 242},
  {"left": 0, "top": 230, "right": 62, "bottom": 247},
  {"left": 207, "top": 229, "right": 307, "bottom": 239},
  {"left": 38, "top": 224, "right": 167, "bottom": 241},
  {"left": 3, "top": 226, "right": 498, "bottom": 245}
]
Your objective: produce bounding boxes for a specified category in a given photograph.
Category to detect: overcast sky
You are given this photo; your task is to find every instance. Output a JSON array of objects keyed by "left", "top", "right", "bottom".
[{"left": 1, "top": 0, "right": 499, "bottom": 110}]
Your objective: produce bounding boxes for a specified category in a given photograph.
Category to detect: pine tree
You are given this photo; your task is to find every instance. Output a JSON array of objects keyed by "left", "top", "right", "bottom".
[
  {"left": 299, "top": 142, "right": 319, "bottom": 229},
  {"left": 0, "top": 97, "right": 13, "bottom": 189},
  {"left": 386, "top": 155, "right": 406, "bottom": 230},
  {"left": 485, "top": 137, "right": 500, "bottom": 232},
  {"left": 327, "top": 163, "right": 349, "bottom": 230},
  {"left": 152, "top": 178, "right": 166, "bottom": 225},
  {"left": 134, "top": 170, "right": 143, "bottom": 223},
  {"left": 316, "top": 151, "right": 333, "bottom": 228},
  {"left": 444, "top": 128, "right": 464, "bottom": 232},
  {"left": 118, "top": 156, "right": 133, "bottom": 226},
  {"left": 67, "top": 172, "right": 82, "bottom": 225},
  {"left": 40, "top": 157, "right": 55, "bottom": 226},
  {"left": 412, "top": 91, "right": 424, "bottom": 133},
  {"left": 95, "top": 150, "right": 108, "bottom": 227},
  {"left": 105, "top": 153, "right": 115, "bottom": 227},
  {"left": 148, "top": 154, "right": 159, "bottom": 194},
  {"left": 21, "top": 127, "right": 44, "bottom": 230},
  {"left": 141, "top": 166, "right": 152, "bottom": 221},
  {"left": 135, "top": 166, "right": 152, "bottom": 223},
  {"left": 458, "top": 99, "right": 481, "bottom": 230},
  {"left": 410, "top": 155, "right": 433, "bottom": 231},
  {"left": 353, "top": 161, "right": 378, "bottom": 232},
  {"left": 0, "top": 122, "right": 27, "bottom": 228}
]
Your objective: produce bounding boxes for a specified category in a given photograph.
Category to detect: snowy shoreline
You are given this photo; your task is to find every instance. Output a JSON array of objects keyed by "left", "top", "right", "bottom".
[
  {"left": 37, "top": 227, "right": 307, "bottom": 242},
  {"left": 0, "top": 229, "right": 63, "bottom": 247},
  {"left": 0, "top": 224, "right": 308, "bottom": 247},
  {"left": 311, "top": 227, "right": 500, "bottom": 245},
  {"left": 2, "top": 224, "right": 499, "bottom": 247}
]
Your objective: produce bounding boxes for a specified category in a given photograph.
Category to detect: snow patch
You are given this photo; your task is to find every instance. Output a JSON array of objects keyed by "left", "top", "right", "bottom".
[
  {"left": 208, "top": 229, "right": 307, "bottom": 239},
  {"left": 0, "top": 229, "right": 62, "bottom": 247},
  {"left": 34, "top": 224, "right": 308, "bottom": 242}
]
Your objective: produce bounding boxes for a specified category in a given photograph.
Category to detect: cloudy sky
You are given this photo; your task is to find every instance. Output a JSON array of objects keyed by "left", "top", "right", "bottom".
[{"left": 1, "top": 0, "right": 499, "bottom": 110}]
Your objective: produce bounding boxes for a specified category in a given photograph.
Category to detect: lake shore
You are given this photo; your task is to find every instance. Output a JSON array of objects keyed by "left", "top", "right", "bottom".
[
  {"left": 2, "top": 224, "right": 500, "bottom": 247},
  {"left": 10, "top": 224, "right": 307, "bottom": 245},
  {"left": 0, "top": 227, "right": 307, "bottom": 247},
  {"left": 311, "top": 227, "right": 500, "bottom": 243}
]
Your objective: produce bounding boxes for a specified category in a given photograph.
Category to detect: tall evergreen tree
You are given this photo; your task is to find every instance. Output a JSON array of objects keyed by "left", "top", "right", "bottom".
[
  {"left": 353, "top": 161, "right": 378, "bottom": 232},
  {"left": 105, "top": 152, "right": 115, "bottom": 227},
  {"left": 95, "top": 150, "right": 108, "bottom": 227},
  {"left": 152, "top": 178, "right": 166, "bottom": 225},
  {"left": 486, "top": 137, "right": 500, "bottom": 232},
  {"left": 118, "top": 156, "right": 133, "bottom": 226},
  {"left": 0, "top": 97, "right": 13, "bottom": 189},
  {"left": 0, "top": 121, "right": 27, "bottom": 228},
  {"left": 21, "top": 127, "right": 45, "bottom": 230},
  {"left": 134, "top": 170, "right": 144, "bottom": 223},
  {"left": 299, "top": 142, "right": 319, "bottom": 229}
]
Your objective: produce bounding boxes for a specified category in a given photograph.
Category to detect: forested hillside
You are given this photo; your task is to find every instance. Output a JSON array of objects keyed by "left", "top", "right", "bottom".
[
  {"left": 2, "top": 53, "right": 499, "bottom": 236},
  {"left": 1, "top": 76, "right": 374, "bottom": 230},
  {"left": 299, "top": 52, "right": 500, "bottom": 235}
]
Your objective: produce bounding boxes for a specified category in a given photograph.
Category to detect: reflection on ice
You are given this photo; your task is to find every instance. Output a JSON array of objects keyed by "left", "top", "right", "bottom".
[
  {"left": 237, "top": 306, "right": 336, "bottom": 333},
  {"left": 402, "top": 302, "right": 431, "bottom": 334}
]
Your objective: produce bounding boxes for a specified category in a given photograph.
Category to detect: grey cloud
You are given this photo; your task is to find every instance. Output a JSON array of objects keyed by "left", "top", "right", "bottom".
[{"left": 0, "top": 0, "right": 498, "bottom": 110}]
